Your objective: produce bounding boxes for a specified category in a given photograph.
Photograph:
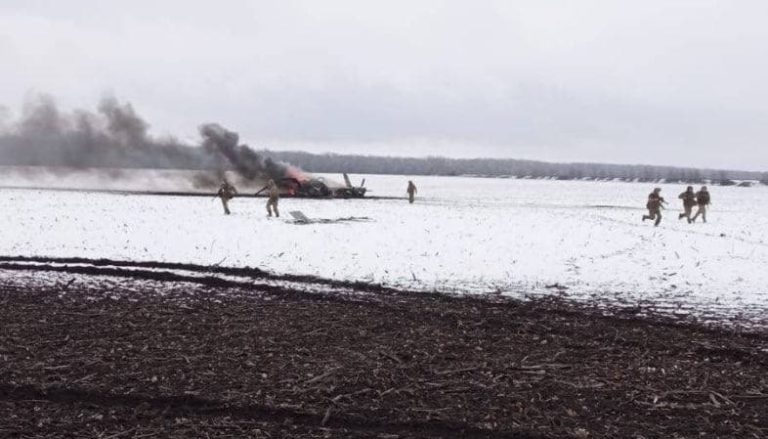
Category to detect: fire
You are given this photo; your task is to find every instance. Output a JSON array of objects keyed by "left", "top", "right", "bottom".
[
  {"left": 282, "top": 165, "right": 311, "bottom": 196},
  {"left": 285, "top": 166, "right": 310, "bottom": 183}
]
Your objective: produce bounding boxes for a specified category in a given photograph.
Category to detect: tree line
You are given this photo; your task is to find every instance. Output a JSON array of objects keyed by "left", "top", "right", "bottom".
[{"left": 263, "top": 150, "right": 768, "bottom": 185}]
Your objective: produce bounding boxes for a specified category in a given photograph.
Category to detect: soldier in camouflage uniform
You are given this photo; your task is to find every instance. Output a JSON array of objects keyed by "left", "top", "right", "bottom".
[
  {"left": 407, "top": 181, "right": 417, "bottom": 204},
  {"left": 642, "top": 187, "right": 665, "bottom": 226},
  {"left": 677, "top": 186, "right": 696, "bottom": 223},
  {"left": 691, "top": 186, "right": 711, "bottom": 223},
  {"left": 266, "top": 179, "right": 280, "bottom": 218},
  {"left": 217, "top": 180, "right": 237, "bottom": 215}
]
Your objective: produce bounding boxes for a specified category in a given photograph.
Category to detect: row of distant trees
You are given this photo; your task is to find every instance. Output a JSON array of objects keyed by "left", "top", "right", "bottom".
[
  {"left": 2, "top": 133, "right": 765, "bottom": 185},
  {"left": 264, "top": 151, "right": 768, "bottom": 185}
]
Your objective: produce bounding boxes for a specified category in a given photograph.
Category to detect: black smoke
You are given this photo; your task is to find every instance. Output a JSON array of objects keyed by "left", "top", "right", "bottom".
[
  {"left": 0, "top": 95, "right": 299, "bottom": 183},
  {"left": 0, "top": 94, "right": 219, "bottom": 170},
  {"left": 199, "top": 123, "right": 291, "bottom": 181}
]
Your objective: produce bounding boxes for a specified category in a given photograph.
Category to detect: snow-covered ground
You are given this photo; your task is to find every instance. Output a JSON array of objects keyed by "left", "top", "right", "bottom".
[{"left": 1, "top": 174, "right": 767, "bottom": 321}]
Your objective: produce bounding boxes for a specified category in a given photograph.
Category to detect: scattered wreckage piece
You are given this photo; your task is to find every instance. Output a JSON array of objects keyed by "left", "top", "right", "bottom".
[{"left": 288, "top": 211, "right": 373, "bottom": 225}]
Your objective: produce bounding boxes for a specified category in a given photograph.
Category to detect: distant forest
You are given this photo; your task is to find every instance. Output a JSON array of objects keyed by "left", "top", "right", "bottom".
[{"left": 265, "top": 151, "right": 768, "bottom": 185}]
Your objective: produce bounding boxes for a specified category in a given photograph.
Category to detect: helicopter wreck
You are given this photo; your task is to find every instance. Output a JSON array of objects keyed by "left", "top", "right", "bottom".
[{"left": 279, "top": 173, "right": 367, "bottom": 198}]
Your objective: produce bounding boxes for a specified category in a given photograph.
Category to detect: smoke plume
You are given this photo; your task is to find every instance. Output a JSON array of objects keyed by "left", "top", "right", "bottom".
[
  {"left": 0, "top": 94, "right": 217, "bottom": 170},
  {"left": 0, "top": 95, "right": 304, "bottom": 184},
  {"left": 199, "top": 123, "right": 306, "bottom": 182}
]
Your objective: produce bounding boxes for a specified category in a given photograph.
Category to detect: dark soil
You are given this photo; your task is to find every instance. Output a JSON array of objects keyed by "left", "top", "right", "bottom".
[{"left": 1, "top": 260, "right": 767, "bottom": 438}]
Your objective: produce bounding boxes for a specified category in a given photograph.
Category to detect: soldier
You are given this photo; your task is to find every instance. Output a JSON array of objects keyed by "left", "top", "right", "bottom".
[
  {"left": 406, "top": 180, "right": 417, "bottom": 204},
  {"left": 266, "top": 179, "right": 280, "bottom": 218},
  {"left": 642, "top": 187, "right": 666, "bottom": 226},
  {"left": 677, "top": 186, "right": 696, "bottom": 223},
  {"left": 216, "top": 180, "right": 237, "bottom": 215},
  {"left": 691, "top": 185, "right": 711, "bottom": 223}
]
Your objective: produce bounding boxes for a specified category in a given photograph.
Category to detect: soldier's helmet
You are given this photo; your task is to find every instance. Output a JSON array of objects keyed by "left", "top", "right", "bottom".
[
  {"left": 654, "top": 187, "right": 661, "bottom": 192},
  {"left": 687, "top": 186, "right": 693, "bottom": 191},
  {"left": 701, "top": 185, "right": 708, "bottom": 191}
]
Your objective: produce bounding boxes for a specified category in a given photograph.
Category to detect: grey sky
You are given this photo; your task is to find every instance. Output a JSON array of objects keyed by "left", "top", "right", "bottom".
[{"left": 1, "top": 0, "right": 767, "bottom": 170}]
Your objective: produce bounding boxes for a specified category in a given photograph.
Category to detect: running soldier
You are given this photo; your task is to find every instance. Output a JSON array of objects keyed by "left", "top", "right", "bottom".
[
  {"left": 216, "top": 180, "right": 237, "bottom": 215},
  {"left": 642, "top": 187, "right": 666, "bottom": 226},
  {"left": 691, "top": 186, "right": 711, "bottom": 223},
  {"left": 678, "top": 186, "right": 696, "bottom": 223},
  {"left": 406, "top": 180, "right": 417, "bottom": 204}
]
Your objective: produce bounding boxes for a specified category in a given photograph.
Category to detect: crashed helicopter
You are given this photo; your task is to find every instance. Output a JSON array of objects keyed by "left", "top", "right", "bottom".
[{"left": 268, "top": 173, "right": 368, "bottom": 198}]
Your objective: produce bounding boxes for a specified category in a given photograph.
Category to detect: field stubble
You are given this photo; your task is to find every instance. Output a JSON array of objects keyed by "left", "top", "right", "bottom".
[{"left": 1, "top": 261, "right": 767, "bottom": 438}]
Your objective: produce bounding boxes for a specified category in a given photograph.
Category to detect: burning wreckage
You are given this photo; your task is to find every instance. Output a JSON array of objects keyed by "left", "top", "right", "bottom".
[
  {"left": 0, "top": 97, "right": 368, "bottom": 198},
  {"left": 281, "top": 173, "right": 367, "bottom": 198},
  {"left": 200, "top": 123, "right": 367, "bottom": 199}
]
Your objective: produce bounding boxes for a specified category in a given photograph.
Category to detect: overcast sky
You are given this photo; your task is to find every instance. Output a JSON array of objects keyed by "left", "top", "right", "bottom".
[{"left": 1, "top": 1, "right": 767, "bottom": 170}]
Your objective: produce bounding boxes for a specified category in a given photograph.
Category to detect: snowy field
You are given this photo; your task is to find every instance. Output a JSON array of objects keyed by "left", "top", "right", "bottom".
[{"left": 1, "top": 174, "right": 768, "bottom": 322}]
